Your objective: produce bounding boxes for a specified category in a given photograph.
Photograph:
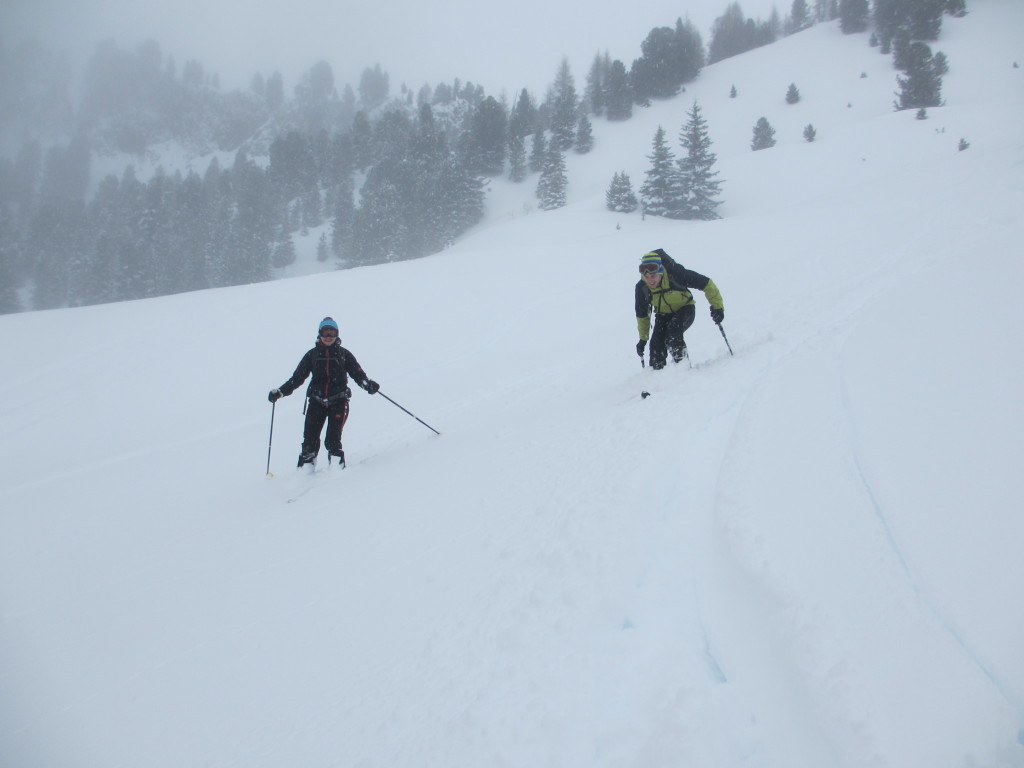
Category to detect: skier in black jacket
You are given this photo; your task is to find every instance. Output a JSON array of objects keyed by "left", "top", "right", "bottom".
[
  {"left": 268, "top": 317, "right": 379, "bottom": 468},
  {"left": 635, "top": 249, "right": 725, "bottom": 369}
]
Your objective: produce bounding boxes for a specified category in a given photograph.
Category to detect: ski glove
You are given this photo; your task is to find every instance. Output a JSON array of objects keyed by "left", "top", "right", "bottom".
[
  {"left": 361, "top": 379, "right": 380, "bottom": 395},
  {"left": 636, "top": 340, "right": 646, "bottom": 357},
  {"left": 268, "top": 388, "right": 283, "bottom": 403},
  {"left": 710, "top": 307, "right": 725, "bottom": 324}
]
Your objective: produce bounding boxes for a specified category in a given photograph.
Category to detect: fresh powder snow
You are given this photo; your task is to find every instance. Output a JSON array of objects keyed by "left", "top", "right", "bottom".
[{"left": 1, "top": 4, "right": 1023, "bottom": 767}]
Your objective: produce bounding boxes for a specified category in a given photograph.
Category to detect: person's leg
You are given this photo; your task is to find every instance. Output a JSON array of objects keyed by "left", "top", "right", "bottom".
[
  {"left": 324, "top": 400, "right": 350, "bottom": 464},
  {"left": 649, "top": 315, "right": 670, "bottom": 369},
  {"left": 665, "top": 305, "right": 696, "bottom": 363},
  {"left": 299, "top": 400, "right": 328, "bottom": 465}
]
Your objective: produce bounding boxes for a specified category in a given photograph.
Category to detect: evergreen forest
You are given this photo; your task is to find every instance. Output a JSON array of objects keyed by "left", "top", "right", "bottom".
[{"left": 0, "top": 0, "right": 962, "bottom": 314}]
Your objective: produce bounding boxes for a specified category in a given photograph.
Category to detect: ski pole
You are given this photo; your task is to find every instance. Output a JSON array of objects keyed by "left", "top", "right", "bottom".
[
  {"left": 266, "top": 401, "right": 276, "bottom": 477},
  {"left": 717, "top": 323, "right": 734, "bottom": 356},
  {"left": 377, "top": 391, "right": 441, "bottom": 436}
]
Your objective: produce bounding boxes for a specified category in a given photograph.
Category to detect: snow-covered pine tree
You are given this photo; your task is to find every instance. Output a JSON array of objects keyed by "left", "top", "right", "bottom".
[
  {"left": 272, "top": 225, "right": 296, "bottom": 268},
  {"left": 584, "top": 52, "right": 610, "bottom": 116},
  {"left": 838, "top": 0, "right": 869, "bottom": 33},
  {"left": 464, "top": 96, "right": 508, "bottom": 177},
  {"left": 604, "top": 60, "right": 633, "bottom": 120},
  {"left": 751, "top": 116, "right": 777, "bottom": 150},
  {"left": 786, "top": 83, "right": 801, "bottom": 103},
  {"left": 547, "top": 59, "right": 578, "bottom": 151},
  {"left": 895, "top": 41, "right": 944, "bottom": 110},
  {"left": 606, "top": 172, "right": 639, "bottom": 212},
  {"left": 536, "top": 144, "right": 567, "bottom": 211},
  {"left": 508, "top": 89, "right": 538, "bottom": 140},
  {"left": 529, "top": 129, "right": 546, "bottom": 173},
  {"left": 789, "top": 0, "right": 812, "bottom": 32},
  {"left": 330, "top": 176, "right": 355, "bottom": 262},
  {"left": 639, "top": 126, "right": 678, "bottom": 218},
  {"left": 507, "top": 134, "right": 527, "bottom": 182},
  {"left": 574, "top": 114, "right": 594, "bottom": 154},
  {"left": 677, "top": 102, "right": 723, "bottom": 220}
]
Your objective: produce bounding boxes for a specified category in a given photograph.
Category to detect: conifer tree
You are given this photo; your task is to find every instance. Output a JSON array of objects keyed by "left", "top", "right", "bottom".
[
  {"left": 631, "top": 25, "right": 699, "bottom": 102},
  {"left": 330, "top": 176, "right": 355, "bottom": 262},
  {"left": 508, "top": 89, "right": 538, "bottom": 140},
  {"left": 0, "top": 215, "right": 22, "bottom": 314},
  {"left": 838, "top": 0, "right": 870, "bottom": 32},
  {"left": 789, "top": 0, "right": 812, "bottom": 32},
  {"left": 358, "top": 64, "right": 389, "bottom": 109},
  {"left": 751, "top": 117, "right": 777, "bottom": 150},
  {"left": 640, "top": 126, "right": 678, "bottom": 218},
  {"left": 786, "top": 83, "right": 801, "bottom": 104},
  {"left": 675, "top": 17, "right": 707, "bottom": 83},
  {"left": 507, "top": 134, "right": 528, "bottom": 182},
  {"left": 350, "top": 158, "right": 409, "bottom": 265},
  {"left": 894, "top": 41, "right": 944, "bottom": 110},
  {"left": 604, "top": 61, "right": 633, "bottom": 121},
  {"left": 606, "top": 172, "right": 639, "bottom": 213},
  {"left": 272, "top": 225, "right": 297, "bottom": 268},
  {"left": 709, "top": 3, "right": 775, "bottom": 64},
  {"left": 574, "top": 115, "right": 594, "bottom": 154},
  {"left": 349, "top": 111, "right": 374, "bottom": 171},
  {"left": 547, "top": 59, "right": 579, "bottom": 151},
  {"left": 536, "top": 144, "right": 567, "bottom": 211},
  {"left": 803, "top": 123, "right": 817, "bottom": 142},
  {"left": 584, "top": 52, "right": 611, "bottom": 116},
  {"left": 462, "top": 95, "right": 508, "bottom": 176},
  {"left": 907, "top": 0, "right": 945, "bottom": 40},
  {"left": 677, "top": 102, "right": 723, "bottom": 220},
  {"left": 171, "top": 170, "right": 210, "bottom": 294},
  {"left": 435, "top": 155, "right": 486, "bottom": 243},
  {"left": 529, "top": 129, "right": 547, "bottom": 173},
  {"left": 301, "top": 186, "right": 322, "bottom": 230}
]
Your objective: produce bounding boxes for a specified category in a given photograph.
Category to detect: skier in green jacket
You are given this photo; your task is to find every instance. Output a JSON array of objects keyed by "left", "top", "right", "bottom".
[{"left": 635, "top": 249, "right": 724, "bottom": 369}]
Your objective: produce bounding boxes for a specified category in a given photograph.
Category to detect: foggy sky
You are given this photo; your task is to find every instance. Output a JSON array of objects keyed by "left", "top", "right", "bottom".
[{"left": 2, "top": 0, "right": 783, "bottom": 98}]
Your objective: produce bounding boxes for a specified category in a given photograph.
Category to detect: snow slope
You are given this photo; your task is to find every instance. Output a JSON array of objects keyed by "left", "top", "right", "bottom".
[{"left": 2, "top": 4, "right": 1023, "bottom": 767}]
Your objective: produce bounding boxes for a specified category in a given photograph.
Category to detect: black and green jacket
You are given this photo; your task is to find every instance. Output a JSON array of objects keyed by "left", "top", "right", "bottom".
[{"left": 635, "top": 262, "right": 724, "bottom": 341}]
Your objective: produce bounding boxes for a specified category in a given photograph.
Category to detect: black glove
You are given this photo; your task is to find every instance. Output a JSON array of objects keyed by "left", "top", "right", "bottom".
[
  {"left": 362, "top": 379, "right": 380, "bottom": 395},
  {"left": 636, "top": 340, "right": 647, "bottom": 357},
  {"left": 268, "top": 388, "right": 282, "bottom": 403},
  {"left": 710, "top": 307, "right": 725, "bottom": 324}
]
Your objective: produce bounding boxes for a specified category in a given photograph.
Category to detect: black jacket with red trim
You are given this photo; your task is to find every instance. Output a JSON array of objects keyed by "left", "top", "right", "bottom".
[{"left": 278, "top": 340, "right": 368, "bottom": 401}]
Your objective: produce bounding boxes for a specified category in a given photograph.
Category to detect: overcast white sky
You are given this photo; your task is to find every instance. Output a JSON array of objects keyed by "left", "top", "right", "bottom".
[{"left": 3, "top": 0, "right": 784, "bottom": 98}]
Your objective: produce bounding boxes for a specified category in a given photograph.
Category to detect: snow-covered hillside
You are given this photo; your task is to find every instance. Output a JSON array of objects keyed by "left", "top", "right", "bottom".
[{"left": 2, "top": 4, "right": 1023, "bottom": 767}]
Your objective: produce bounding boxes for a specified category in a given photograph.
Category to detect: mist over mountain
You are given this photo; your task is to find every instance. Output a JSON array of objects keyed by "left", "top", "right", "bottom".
[{"left": 2, "top": 0, "right": 889, "bottom": 315}]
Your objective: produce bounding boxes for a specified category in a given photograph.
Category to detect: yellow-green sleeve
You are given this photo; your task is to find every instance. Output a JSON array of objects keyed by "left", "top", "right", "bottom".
[
  {"left": 703, "top": 278, "right": 724, "bottom": 310},
  {"left": 636, "top": 315, "right": 651, "bottom": 341}
]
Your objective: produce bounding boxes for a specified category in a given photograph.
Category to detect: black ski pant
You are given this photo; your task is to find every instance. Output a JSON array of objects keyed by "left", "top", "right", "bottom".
[
  {"left": 649, "top": 304, "right": 695, "bottom": 369},
  {"left": 301, "top": 397, "right": 349, "bottom": 458}
]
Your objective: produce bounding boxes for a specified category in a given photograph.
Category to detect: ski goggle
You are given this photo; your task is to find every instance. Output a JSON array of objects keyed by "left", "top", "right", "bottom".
[
  {"left": 639, "top": 263, "right": 662, "bottom": 275},
  {"left": 319, "top": 330, "right": 338, "bottom": 338}
]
